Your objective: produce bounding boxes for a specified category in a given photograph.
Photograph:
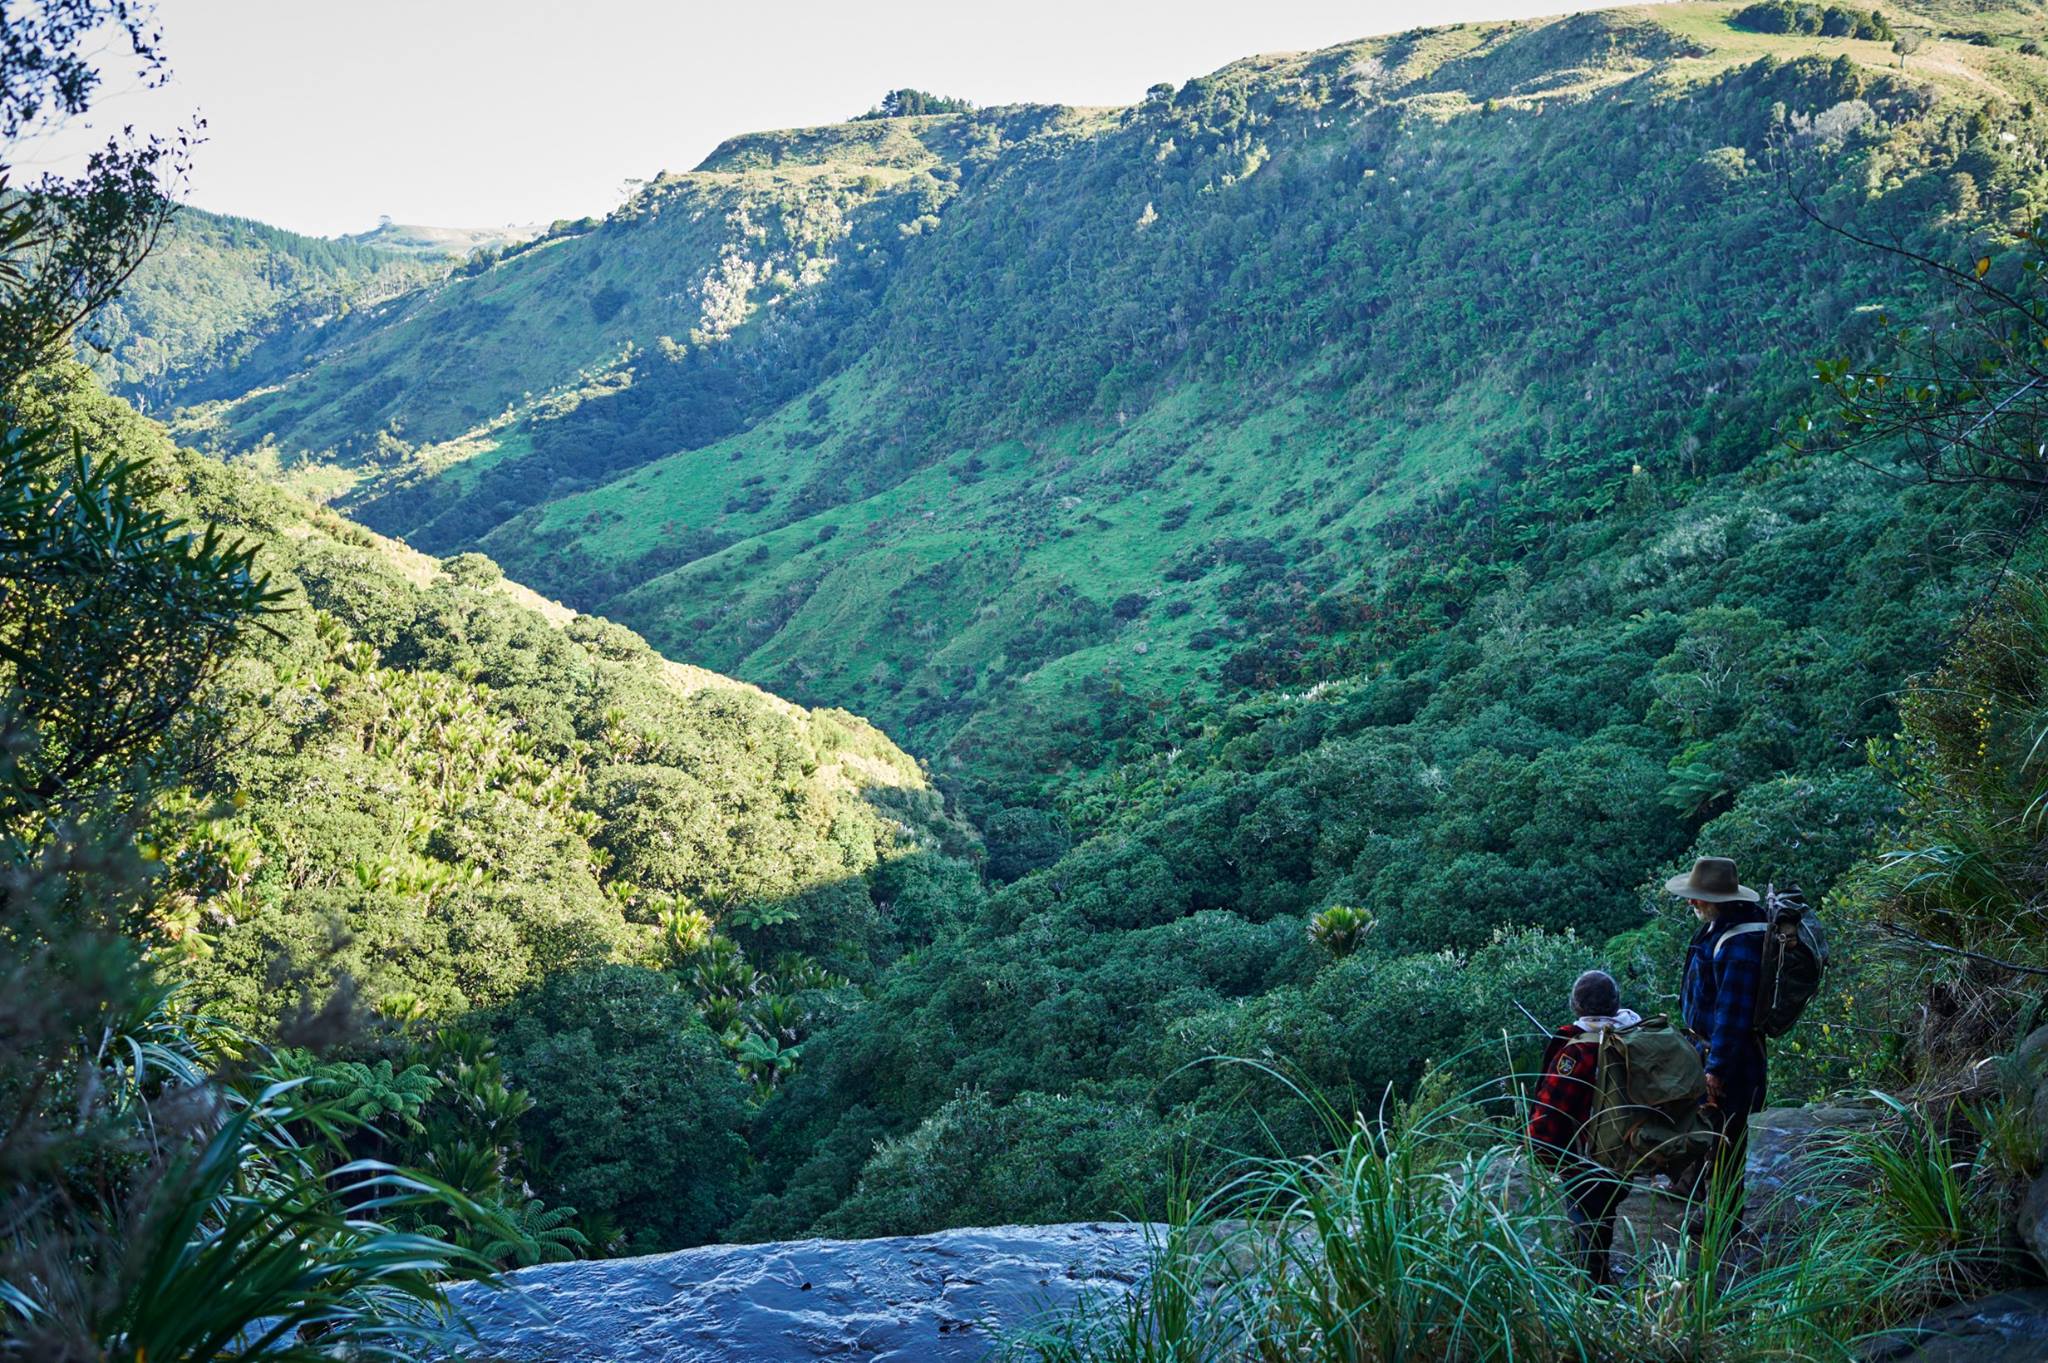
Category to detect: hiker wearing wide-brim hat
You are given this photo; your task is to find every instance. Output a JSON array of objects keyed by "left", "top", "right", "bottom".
[
  {"left": 1665, "top": 856, "right": 1759, "bottom": 905},
  {"left": 1673, "top": 855, "right": 1769, "bottom": 1238}
]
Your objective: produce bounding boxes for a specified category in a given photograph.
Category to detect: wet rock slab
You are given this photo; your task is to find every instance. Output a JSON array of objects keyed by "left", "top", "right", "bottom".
[
  {"left": 1861, "top": 1289, "right": 2048, "bottom": 1363},
  {"left": 1746, "top": 1102, "right": 1883, "bottom": 1211},
  {"left": 444, "top": 1221, "right": 1154, "bottom": 1362}
]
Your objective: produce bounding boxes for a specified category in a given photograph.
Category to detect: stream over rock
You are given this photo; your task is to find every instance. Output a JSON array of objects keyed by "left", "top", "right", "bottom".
[{"left": 444, "top": 1221, "right": 1153, "bottom": 1362}]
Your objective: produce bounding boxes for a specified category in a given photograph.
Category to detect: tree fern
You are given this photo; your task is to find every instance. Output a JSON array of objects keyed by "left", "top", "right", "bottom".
[{"left": 480, "top": 1196, "right": 588, "bottom": 1268}]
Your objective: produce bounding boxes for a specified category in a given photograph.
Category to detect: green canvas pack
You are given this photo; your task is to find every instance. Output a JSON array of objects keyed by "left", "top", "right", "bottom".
[{"left": 1582, "top": 1014, "right": 1718, "bottom": 1178}]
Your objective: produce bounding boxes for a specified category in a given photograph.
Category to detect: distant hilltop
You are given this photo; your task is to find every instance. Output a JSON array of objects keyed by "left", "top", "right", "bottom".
[{"left": 344, "top": 218, "right": 539, "bottom": 259}]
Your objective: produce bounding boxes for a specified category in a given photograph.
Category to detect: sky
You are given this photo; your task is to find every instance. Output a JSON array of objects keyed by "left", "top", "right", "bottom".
[{"left": 16, "top": 0, "right": 1628, "bottom": 239}]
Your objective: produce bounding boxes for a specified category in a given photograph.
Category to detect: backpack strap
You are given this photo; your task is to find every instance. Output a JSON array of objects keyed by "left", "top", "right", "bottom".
[
  {"left": 1713, "top": 920, "right": 1766, "bottom": 958},
  {"left": 1541, "top": 1027, "right": 1594, "bottom": 1066}
]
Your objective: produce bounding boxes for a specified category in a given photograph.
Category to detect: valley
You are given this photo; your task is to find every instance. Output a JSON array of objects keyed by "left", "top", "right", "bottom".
[
  {"left": 87, "top": 0, "right": 2046, "bottom": 1242},
  {"left": 10, "top": 1, "right": 2048, "bottom": 1356},
  {"left": 148, "top": 4, "right": 2023, "bottom": 818}
]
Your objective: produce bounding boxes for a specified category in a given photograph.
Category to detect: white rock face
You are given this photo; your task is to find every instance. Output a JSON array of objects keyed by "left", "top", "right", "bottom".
[{"left": 445, "top": 1221, "right": 1154, "bottom": 1362}]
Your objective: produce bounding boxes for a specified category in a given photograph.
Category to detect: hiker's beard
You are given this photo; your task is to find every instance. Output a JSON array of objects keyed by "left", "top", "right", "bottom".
[{"left": 1690, "top": 900, "right": 1716, "bottom": 923}]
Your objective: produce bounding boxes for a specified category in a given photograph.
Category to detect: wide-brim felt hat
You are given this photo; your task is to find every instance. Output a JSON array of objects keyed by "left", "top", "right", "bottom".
[{"left": 1665, "top": 856, "right": 1759, "bottom": 904}]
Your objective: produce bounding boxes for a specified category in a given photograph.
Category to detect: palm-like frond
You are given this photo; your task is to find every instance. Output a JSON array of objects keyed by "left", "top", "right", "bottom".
[{"left": 3, "top": 1009, "right": 504, "bottom": 1360}]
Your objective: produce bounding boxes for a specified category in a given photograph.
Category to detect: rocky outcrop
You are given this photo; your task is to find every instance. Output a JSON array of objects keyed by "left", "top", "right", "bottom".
[
  {"left": 1745, "top": 1101, "right": 1883, "bottom": 1220},
  {"left": 2011, "top": 1024, "right": 2048, "bottom": 1271},
  {"left": 2015, "top": 1024, "right": 2048, "bottom": 1135},
  {"left": 1579, "top": 1103, "right": 1880, "bottom": 1266},
  {"left": 1861, "top": 1289, "right": 2048, "bottom": 1363},
  {"left": 2022, "top": 1175, "right": 2048, "bottom": 1277},
  {"left": 443, "top": 1222, "right": 1153, "bottom": 1362}
]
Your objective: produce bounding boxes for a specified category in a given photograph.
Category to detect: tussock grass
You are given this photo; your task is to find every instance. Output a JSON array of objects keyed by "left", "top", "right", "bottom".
[{"left": 1011, "top": 1072, "right": 2009, "bottom": 1363}]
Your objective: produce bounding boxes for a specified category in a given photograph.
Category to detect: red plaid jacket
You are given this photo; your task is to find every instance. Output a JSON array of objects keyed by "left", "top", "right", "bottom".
[{"left": 1527, "top": 1024, "right": 1600, "bottom": 1167}]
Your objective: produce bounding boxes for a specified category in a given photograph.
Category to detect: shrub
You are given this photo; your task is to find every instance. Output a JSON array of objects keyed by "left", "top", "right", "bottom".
[
  {"left": 1731, "top": 2, "right": 1891, "bottom": 40},
  {"left": 587, "top": 284, "right": 631, "bottom": 323},
  {"left": 985, "top": 806, "right": 1073, "bottom": 883},
  {"left": 819, "top": 1088, "right": 1179, "bottom": 1238}
]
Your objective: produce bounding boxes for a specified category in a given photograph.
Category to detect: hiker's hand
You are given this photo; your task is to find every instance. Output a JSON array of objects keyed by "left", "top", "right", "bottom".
[{"left": 1703, "top": 1072, "right": 1727, "bottom": 1109}]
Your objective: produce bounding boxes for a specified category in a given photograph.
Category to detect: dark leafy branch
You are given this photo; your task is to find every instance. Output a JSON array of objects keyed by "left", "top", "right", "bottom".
[
  {"left": 1791, "top": 191, "right": 2048, "bottom": 493},
  {"left": 0, "top": 421, "right": 285, "bottom": 825},
  {"left": 0, "top": 0, "right": 164, "bottom": 139}
]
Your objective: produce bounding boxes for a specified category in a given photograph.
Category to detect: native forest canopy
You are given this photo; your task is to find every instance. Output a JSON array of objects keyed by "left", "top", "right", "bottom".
[{"left": 13, "top": 0, "right": 2048, "bottom": 1356}]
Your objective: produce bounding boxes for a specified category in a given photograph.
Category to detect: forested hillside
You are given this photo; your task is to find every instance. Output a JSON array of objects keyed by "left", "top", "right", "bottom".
[
  {"left": 98, "top": 0, "right": 2048, "bottom": 1247},
  {"left": 11, "top": 359, "right": 976, "bottom": 1250},
  {"left": 158, "top": 6, "right": 2043, "bottom": 808},
  {"left": 83, "top": 206, "right": 450, "bottom": 407}
]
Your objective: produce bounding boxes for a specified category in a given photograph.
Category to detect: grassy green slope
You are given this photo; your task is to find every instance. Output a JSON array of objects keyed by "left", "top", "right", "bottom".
[{"left": 569, "top": 372, "right": 1486, "bottom": 776}]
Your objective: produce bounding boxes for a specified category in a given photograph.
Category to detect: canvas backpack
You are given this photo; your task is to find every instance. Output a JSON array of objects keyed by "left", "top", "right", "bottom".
[
  {"left": 1713, "top": 882, "right": 1828, "bottom": 1040},
  {"left": 1579, "top": 1014, "right": 1719, "bottom": 1178}
]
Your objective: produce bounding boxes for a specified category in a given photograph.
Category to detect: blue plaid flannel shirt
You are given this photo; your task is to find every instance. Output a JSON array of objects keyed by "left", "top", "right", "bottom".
[{"left": 1681, "top": 903, "right": 1768, "bottom": 1111}]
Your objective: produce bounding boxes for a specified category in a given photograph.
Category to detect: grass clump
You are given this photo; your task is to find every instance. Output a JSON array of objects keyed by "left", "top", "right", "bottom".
[{"left": 1014, "top": 1079, "right": 2013, "bottom": 1363}]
